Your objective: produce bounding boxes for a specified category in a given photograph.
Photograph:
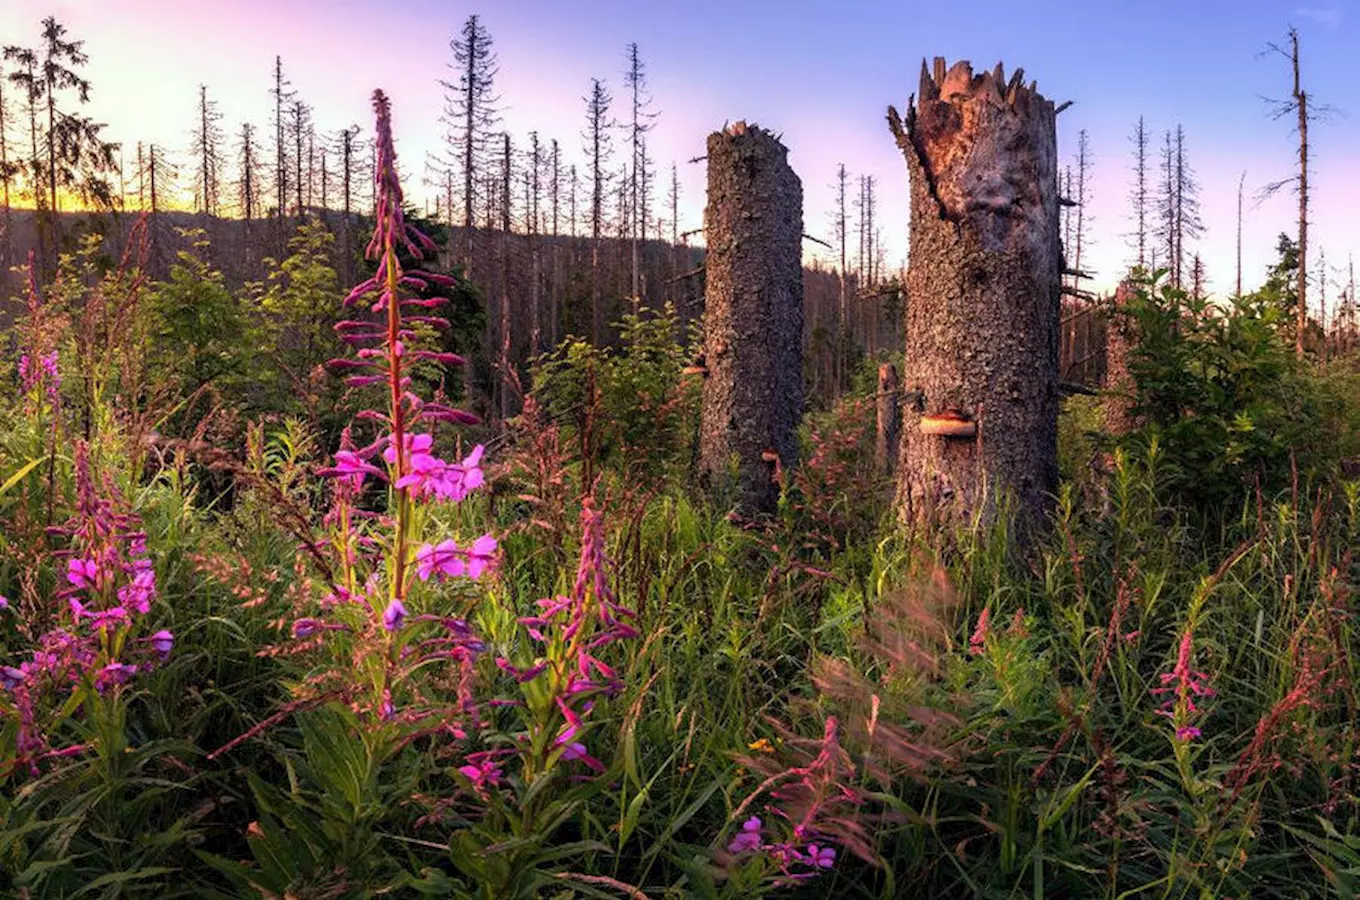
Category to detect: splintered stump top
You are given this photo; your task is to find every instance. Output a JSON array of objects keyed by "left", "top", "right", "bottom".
[
  {"left": 890, "top": 57, "right": 1062, "bottom": 533},
  {"left": 889, "top": 58, "right": 1059, "bottom": 256}
]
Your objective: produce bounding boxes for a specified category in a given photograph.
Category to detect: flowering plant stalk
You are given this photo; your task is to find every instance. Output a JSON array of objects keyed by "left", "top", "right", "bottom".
[
  {"left": 0, "top": 441, "right": 172, "bottom": 778},
  {"left": 426, "top": 497, "right": 642, "bottom": 896},
  {"left": 243, "top": 89, "right": 494, "bottom": 738}
]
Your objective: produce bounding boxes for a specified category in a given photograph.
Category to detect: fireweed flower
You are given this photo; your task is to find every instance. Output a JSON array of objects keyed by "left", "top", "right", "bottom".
[
  {"left": 383, "top": 598, "right": 407, "bottom": 632},
  {"left": 415, "top": 534, "right": 498, "bottom": 583},
  {"left": 66, "top": 558, "right": 100, "bottom": 591},
  {"left": 0, "top": 666, "right": 26, "bottom": 690},
  {"left": 150, "top": 630, "right": 175, "bottom": 657},
  {"left": 725, "top": 717, "right": 872, "bottom": 886},
  {"left": 2, "top": 441, "right": 174, "bottom": 776},
  {"left": 281, "top": 90, "right": 490, "bottom": 735},
  {"left": 728, "top": 816, "right": 765, "bottom": 854},
  {"left": 1151, "top": 627, "right": 1215, "bottom": 742}
]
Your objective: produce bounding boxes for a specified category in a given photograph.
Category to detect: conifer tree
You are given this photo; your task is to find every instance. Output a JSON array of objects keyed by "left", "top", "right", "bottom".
[
  {"left": 1127, "top": 116, "right": 1149, "bottom": 268},
  {"left": 4, "top": 18, "right": 115, "bottom": 264},
  {"left": 440, "top": 14, "right": 500, "bottom": 269},
  {"left": 191, "top": 84, "right": 225, "bottom": 216},
  {"left": 583, "top": 77, "right": 613, "bottom": 344},
  {"left": 270, "top": 56, "right": 294, "bottom": 218},
  {"left": 623, "top": 43, "right": 656, "bottom": 301}
]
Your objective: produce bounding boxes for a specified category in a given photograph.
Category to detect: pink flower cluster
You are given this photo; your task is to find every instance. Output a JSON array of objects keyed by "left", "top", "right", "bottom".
[
  {"left": 726, "top": 718, "right": 862, "bottom": 886},
  {"left": 490, "top": 500, "right": 638, "bottom": 774},
  {"left": 416, "top": 534, "right": 498, "bottom": 582},
  {"left": 1, "top": 443, "right": 173, "bottom": 775},
  {"left": 18, "top": 349, "right": 60, "bottom": 406},
  {"left": 1152, "top": 628, "right": 1215, "bottom": 742},
  {"left": 727, "top": 816, "right": 837, "bottom": 878}
]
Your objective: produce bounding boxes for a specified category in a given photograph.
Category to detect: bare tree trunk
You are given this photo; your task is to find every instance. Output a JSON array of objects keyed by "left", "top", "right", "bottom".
[
  {"left": 888, "top": 59, "right": 1062, "bottom": 531},
  {"left": 499, "top": 132, "right": 512, "bottom": 421},
  {"left": 699, "top": 122, "right": 804, "bottom": 515},
  {"left": 1235, "top": 171, "right": 1245, "bottom": 297},
  {"left": 1294, "top": 33, "right": 1309, "bottom": 357},
  {"left": 876, "top": 362, "right": 901, "bottom": 472}
]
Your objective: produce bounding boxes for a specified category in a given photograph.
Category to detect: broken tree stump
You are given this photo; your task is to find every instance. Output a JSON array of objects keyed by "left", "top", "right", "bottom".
[
  {"left": 1103, "top": 279, "right": 1143, "bottom": 435},
  {"left": 698, "top": 122, "right": 804, "bottom": 515},
  {"left": 887, "top": 59, "right": 1063, "bottom": 531}
]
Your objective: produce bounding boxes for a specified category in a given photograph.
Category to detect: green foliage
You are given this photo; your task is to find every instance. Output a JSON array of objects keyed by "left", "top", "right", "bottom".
[
  {"left": 3, "top": 200, "right": 1360, "bottom": 900},
  {"left": 532, "top": 304, "right": 699, "bottom": 480},
  {"left": 147, "top": 230, "right": 249, "bottom": 418},
  {"left": 1114, "top": 267, "right": 1344, "bottom": 509},
  {"left": 255, "top": 219, "right": 345, "bottom": 413}
]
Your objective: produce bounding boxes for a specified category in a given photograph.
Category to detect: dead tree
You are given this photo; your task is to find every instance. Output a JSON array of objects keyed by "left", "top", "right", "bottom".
[
  {"left": 1127, "top": 116, "right": 1149, "bottom": 269},
  {"left": 1261, "top": 28, "right": 1316, "bottom": 357},
  {"left": 876, "top": 362, "right": 901, "bottom": 472},
  {"left": 887, "top": 59, "right": 1062, "bottom": 531},
  {"left": 698, "top": 122, "right": 804, "bottom": 515}
]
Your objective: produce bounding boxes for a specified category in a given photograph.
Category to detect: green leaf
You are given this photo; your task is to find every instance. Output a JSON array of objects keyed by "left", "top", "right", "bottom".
[{"left": 0, "top": 457, "right": 44, "bottom": 499}]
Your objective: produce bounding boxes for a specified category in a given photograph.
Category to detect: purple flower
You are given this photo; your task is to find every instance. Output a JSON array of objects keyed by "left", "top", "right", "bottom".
[
  {"left": 95, "top": 662, "right": 137, "bottom": 691},
  {"left": 559, "top": 741, "right": 606, "bottom": 772},
  {"left": 728, "top": 816, "right": 764, "bottom": 854},
  {"left": 117, "top": 567, "right": 156, "bottom": 614},
  {"left": 325, "top": 449, "right": 386, "bottom": 490},
  {"left": 457, "top": 751, "right": 506, "bottom": 796},
  {"left": 807, "top": 844, "right": 836, "bottom": 869},
  {"left": 292, "top": 618, "right": 324, "bottom": 638},
  {"left": 66, "top": 558, "right": 100, "bottom": 591},
  {"left": 150, "top": 630, "right": 174, "bottom": 657},
  {"left": 416, "top": 539, "right": 462, "bottom": 581},
  {"left": 383, "top": 598, "right": 407, "bottom": 632},
  {"left": 0, "top": 666, "right": 26, "bottom": 690},
  {"left": 1175, "top": 725, "right": 1202, "bottom": 742},
  {"left": 0, "top": 594, "right": 9, "bottom": 611},
  {"left": 464, "top": 534, "right": 497, "bottom": 579},
  {"left": 495, "top": 657, "right": 547, "bottom": 683}
]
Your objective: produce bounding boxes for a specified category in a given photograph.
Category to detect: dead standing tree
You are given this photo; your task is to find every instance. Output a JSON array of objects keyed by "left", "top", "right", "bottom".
[
  {"left": 699, "top": 122, "right": 804, "bottom": 515},
  {"left": 1103, "top": 279, "right": 1142, "bottom": 435},
  {"left": 888, "top": 59, "right": 1062, "bottom": 531}
]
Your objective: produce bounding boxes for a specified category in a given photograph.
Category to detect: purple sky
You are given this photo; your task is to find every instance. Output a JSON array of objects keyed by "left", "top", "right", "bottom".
[{"left": 2, "top": 0, "right": 1356, "bottom": 303}]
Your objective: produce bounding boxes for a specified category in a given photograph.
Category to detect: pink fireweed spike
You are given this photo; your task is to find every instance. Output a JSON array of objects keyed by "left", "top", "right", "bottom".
[
  {"left": 1151, "top": 628, "right": 1215, "bottom": 741},
  {"left": 969, "top": 607, "right": 991, "bottom": 655}
]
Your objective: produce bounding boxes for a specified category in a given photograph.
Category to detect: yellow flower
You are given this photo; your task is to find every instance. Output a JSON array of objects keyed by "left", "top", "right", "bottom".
[{"left": 748, "top": 738, "right": 775, "bottom": 754}]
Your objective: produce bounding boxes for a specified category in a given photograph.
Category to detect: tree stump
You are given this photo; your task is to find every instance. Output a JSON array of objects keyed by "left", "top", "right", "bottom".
[
  {"left": 1103, "top": 279, "right": 1142, "bottom": 435},
  {"left": 876, "top": 362, "right": 901, "bottom": 472},
  {"left": 887, "top": 59, "right": 1062, "bottom": 530},
  {"left": 698, "top": 122, "right": 804, "bottom": 515}
]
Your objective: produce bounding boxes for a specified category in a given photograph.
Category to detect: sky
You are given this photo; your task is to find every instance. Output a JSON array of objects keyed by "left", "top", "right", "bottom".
[{"left": 1, "top": 0, "right": 1357, "bottom": 302}]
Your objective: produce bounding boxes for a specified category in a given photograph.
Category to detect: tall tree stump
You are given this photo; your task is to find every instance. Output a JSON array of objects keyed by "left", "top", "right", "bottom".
[
  {"left": 698, "top": 122, "right": 804, "bottom": 514},
  {"left": 1103, "top": 279, "right": 1142, "bottom": 435},
  {"left": 887, "top": 59, "right": 1062, "bottom": 530},
  {"left": 876, "top": 362, "right": 901, "bottom": 472}
]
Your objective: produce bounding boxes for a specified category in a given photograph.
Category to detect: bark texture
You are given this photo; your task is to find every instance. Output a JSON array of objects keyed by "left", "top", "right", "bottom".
[
  {"left": 698, "top": 122, "right": 804, "bottom": 515},
  {"left": 888, "top": 59, "right": 1062, "bottom": 530},
  {"left": 876, "top": 362, "right": 901, "bottom": 472},
  {"left": 1103, "top": 280, "right": 1142, "bottom": 435}
]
